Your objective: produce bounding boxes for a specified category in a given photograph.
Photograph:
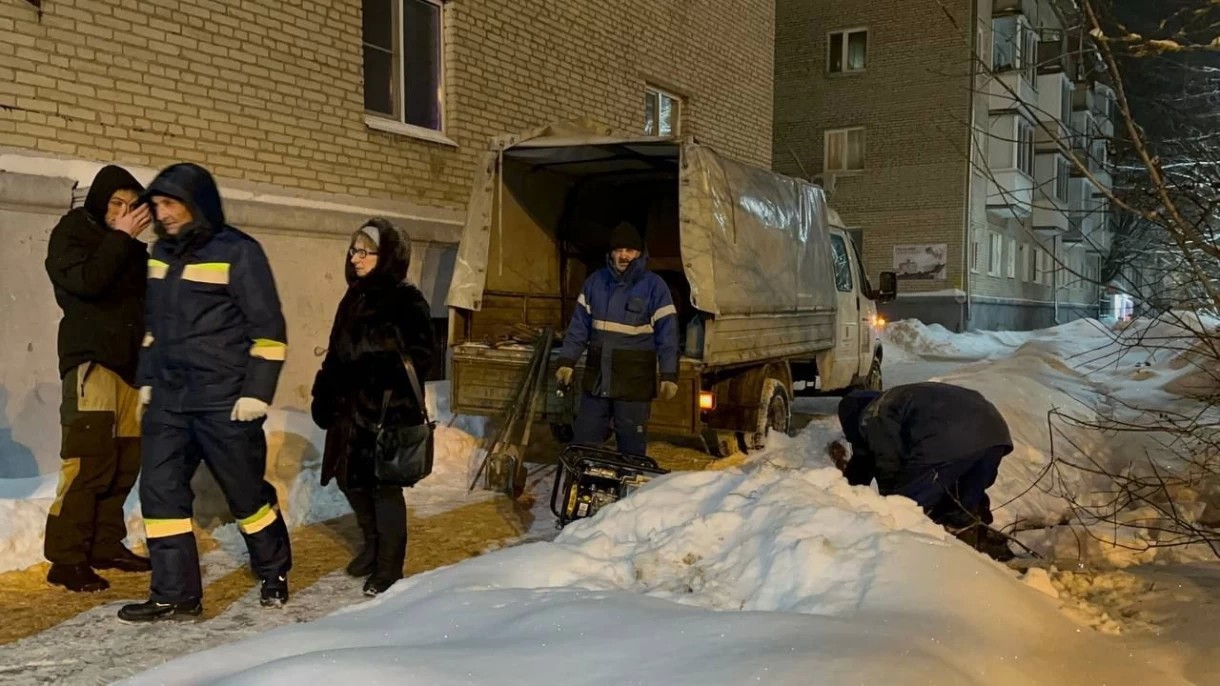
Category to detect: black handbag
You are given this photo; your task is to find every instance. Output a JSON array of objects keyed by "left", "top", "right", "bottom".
[{"left": 372, "top": 356, "right": 435, "bottom": 487}]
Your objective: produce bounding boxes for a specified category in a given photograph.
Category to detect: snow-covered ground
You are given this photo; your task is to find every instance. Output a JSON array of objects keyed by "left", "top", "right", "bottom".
[{"left": 5, "top": 314, "right": 1220, "bottom": 684}]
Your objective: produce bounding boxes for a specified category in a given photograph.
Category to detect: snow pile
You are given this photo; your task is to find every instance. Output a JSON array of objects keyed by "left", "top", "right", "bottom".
[
  {"left": 883, "top": 319, "right": 1032, "bottom": 361},
  {"left": 0, "top": 381, "right": 488, "bottom": 574},
  {"left": 905, "top": 313, "right": 1220, "bottom": 568},
  {"left": 123, "top": 423, "right": 1180, "bottom": 685}
]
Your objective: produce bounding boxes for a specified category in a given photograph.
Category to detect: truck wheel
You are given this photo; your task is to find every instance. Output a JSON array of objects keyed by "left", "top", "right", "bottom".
[
  {"left": 862, "top": 356, "right": 883, "bottom": 391},
  {"left": 749, "top": 380, "right": 791, "bottom": 451},
  {"left": 549, "top": 422, "right": 574, "bottom": 443}
]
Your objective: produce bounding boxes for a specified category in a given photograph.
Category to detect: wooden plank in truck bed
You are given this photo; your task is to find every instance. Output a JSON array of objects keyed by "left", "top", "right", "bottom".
[{"left": 451, "top": 345, "right": 702, "bottom": 437}]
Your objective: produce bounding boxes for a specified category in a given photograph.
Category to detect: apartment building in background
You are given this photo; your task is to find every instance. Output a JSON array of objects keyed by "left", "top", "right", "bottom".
[
  {"left": 774, "top": 0, "right": 1116, "bottom": 331},
  {"left": 0, "top": 0, "right": 774, "bottom": 474}
]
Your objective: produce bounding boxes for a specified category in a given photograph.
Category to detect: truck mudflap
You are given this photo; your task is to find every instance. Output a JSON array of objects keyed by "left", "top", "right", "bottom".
[{"left": 450, "top": 343, "right": 703, "bottom": 436}]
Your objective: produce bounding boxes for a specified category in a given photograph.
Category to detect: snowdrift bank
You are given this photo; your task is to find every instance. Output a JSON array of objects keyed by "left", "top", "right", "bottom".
[
  {"left": 123, "top": 422, "right": 1180, "bottom": 685},
  {"left": 894, "top": 313, "right": 1220, "bottom": 567},
  {"left": 0, "top": 382, "right": 488, "bottom": 574},
  {"left": 883, "top": 318, "right": 1033, "bottom": 362}
]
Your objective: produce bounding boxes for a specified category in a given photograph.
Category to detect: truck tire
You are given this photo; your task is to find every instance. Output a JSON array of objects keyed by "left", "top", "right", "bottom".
[
  {"left": 861, "top": 356, "right": 883, "bottom": 391},
  {"left": 749, "top": 380, "right": 791, "bottom": 451}
]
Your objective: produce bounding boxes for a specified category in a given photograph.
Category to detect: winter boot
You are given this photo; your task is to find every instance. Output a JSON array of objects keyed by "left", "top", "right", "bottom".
[
  {"left": 260, "top": 576, "right": 289, "bottom": 608},
  {"left": 117, "top": 599, "right": 203, "bottom": 623},
  {"left": 362, "top": 576, "right": 397, "bottom": 597},
  {"left": 47, "top": 563, "right": 109, "bottom": 593},
  {"left": 91, "top": 547, "right": 152, "bottom": 573}
]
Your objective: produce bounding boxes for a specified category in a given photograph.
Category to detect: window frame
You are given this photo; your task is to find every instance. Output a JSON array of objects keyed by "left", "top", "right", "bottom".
[
  {"left": 824, "top": 127, "right": 865, "bottom": 173},
  {"left": 1016, "top": 117, "right": 1035, "bottom": 177},
  {"left": 362, "top": 0, "right": 451, "bottom": 144},
  {"left": 828, "top": 28, "right": 869, "bottom": 74},
  {"left": 829, "top": 234, "right": 854, "bottom": 293},
  {"left": 988, "top": 231, "right": 1004, "bottom": 276},
  {"left": 644, "top": 85, "right": 683, "bottom": 137}
]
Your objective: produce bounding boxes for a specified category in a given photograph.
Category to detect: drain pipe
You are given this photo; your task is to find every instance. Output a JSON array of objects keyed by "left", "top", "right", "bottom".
[
  {"left": 960, "top": 0, "right": 980, "bottom": 333},
  {"left": 1053, "top": 235, "right": 1061, "bottom": 324}
]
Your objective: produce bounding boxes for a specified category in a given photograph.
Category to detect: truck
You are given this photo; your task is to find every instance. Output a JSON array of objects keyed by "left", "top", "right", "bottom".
[{"left": 445, "top": 121, "right": 896, "bottom": 458}]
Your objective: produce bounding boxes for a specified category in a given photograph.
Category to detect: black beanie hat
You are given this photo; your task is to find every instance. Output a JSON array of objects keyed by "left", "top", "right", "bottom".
[{"left": 608, "top": 221, "right": 644, "bottom": 251}]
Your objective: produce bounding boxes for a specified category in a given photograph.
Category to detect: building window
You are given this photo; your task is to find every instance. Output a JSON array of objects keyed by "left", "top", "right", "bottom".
[
  {"left": 1017, "top": 118, "right": 1035, "bottom": 176},
  {"left": 644, "top": 86, "right": 681, "bottom": 137},
  {"left": 993, "top": 14, "right": 1037, "bottom": 83},
  {"left": 1007, "top": 237, "right": 1017, "bottom": 278},
  {"left": 828, "top": 29, "right": 868, "bottom": 73},
  {"left": 970, "top": 230, "right": 981, "bottom": 273},
  {"left": 1055, "top": 156, "right": 1070, "bottom": 202},
  {"left": 988, "top": 232, "right": 1003, "bottom": 276},
  {"left": 1060, "top": 79, "right": 1073, "bottom": 124},
  {"left": 1027, "top": 245, "right": 1038, "bottom": 282},
  {"left": 362, "top": 0, "right": 444, "bottom": 132},
  {"left": 825, "top": 127, "right": 865, "bottom": 173},
  {"left": 830, "top": 234, "right": 853, "bottom": 292}
]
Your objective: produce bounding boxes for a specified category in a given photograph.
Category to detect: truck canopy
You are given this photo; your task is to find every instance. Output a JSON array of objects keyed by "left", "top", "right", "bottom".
[{"left": 446, "top": 121, "right": 838, "bottom": 321}]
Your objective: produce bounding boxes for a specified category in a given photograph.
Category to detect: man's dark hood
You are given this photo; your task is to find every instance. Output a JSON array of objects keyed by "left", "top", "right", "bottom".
[
  {"left": 838, "top": 390, "right": 882, "bottom": 450},
  {"left": 83, "top": 165, "right": 144, "bottom": 227},
  {"left": 143, "top": 163, "right": 226, "bottom": 251},
  {"left": 346, "top": 217, "right": 412, "bottom": 288}
]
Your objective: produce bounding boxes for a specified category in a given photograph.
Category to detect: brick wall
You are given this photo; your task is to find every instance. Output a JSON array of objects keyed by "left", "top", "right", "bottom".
[
  {"left": 772, "top": 0, "right": 974, "bottom": 293},
  {"left": 0, "top": 0, "right": 773, "bottom": 212}
]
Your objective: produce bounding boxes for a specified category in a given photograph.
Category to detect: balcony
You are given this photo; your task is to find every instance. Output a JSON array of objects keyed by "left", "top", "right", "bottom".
[
  {"left": 1032, "top": 152, "right": 1070, "bottom": 234},
  {"left": 990, "top": 71, "right": 1037, "bottom": 114},
  {"left": 987, "top": 169, "right": 1034, "bottom": 218}
]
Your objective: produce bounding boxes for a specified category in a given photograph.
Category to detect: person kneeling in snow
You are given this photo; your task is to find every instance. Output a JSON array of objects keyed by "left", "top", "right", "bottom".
[{"left": 834, "top": 382, "right": 1015, "bottom": 561}]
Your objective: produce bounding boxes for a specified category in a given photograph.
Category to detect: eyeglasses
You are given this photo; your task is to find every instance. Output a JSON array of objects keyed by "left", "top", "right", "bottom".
[{"left": 348, "top": 247, "right": 371, "bottom": 260}]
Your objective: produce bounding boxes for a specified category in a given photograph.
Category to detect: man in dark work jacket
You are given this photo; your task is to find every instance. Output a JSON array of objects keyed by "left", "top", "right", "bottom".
[{"left": 44, "top": 164, "right": 154, "bottom": 592}]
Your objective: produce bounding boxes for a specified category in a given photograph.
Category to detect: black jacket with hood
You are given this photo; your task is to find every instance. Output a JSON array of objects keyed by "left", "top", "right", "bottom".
[
  {"left": 838, "top": 382, "right": 1014, "bottom": 493},
  {"left": 311, "top": 218, "right": 435, "bottom": 488},
  {"left": 136, "top": 163, "right": 288, "bottom": 413},
  {"left": 45, "top": 165, "right": 148, "bottom": 385}
]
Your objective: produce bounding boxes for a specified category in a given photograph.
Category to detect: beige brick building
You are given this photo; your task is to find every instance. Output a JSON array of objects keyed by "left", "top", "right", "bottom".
[
  {"left": 774, "top": 0, "right": 1112, "bottom": 331},
  {"left": 0, "top": 0, "right": 774, "bottom": 475}
]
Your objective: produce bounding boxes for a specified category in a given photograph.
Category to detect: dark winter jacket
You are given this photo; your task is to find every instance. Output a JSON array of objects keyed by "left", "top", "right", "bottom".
[
  {"left": 136, "top": 163, "right": 287, "bottom": 413},
  {"left": 45, "top": 165, "right": 148, "bottom": 385},
  {"left": 556, "top": 253, "right": 679, "bottom": 402},
  {"left": 311, "top": 219, "right": 435, "bottom": 488},
  {"left": 838, "top": 382, "right": 1013, "bottom": 493}
]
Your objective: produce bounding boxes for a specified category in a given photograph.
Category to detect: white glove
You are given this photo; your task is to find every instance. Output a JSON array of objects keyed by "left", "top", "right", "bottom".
[
  {"left": 137, "top": 386, "right": 152, "bottom": 424},
  {"left": 659, "top": 381, "right": 678, "bottom": 401},
  {"left": 230, "top": 397, "right": 269, "bottom": 422}
]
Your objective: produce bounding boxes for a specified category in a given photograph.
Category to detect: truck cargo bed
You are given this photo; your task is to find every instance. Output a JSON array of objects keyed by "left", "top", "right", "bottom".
[{"left": 450, "top": 343, "right": 704, "bottom": 437}]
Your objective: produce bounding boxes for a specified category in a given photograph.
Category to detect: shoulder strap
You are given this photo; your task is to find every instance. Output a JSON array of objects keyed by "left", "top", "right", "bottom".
[
  {"left": 387, "top": 323, "right": 432, "bottom": 425},
  {"left": 401, "top": 356, "right": 431, "bottom": 425}
]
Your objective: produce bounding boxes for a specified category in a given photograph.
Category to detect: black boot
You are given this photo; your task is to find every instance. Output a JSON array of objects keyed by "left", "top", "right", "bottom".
[
  {"left": 346, "top": 542, "right": 377, "bottom": 578},
  {"left": 47, "top": 563, "right": 109, "bottom": 592},
  {"left": 260, "top": 575, "right": 289, "bottom": 608},
  {"left": 117, "top": 599, "right": 203, "bottom": 623},
  {"left": 362, "top": 575, "right": 397, "bottom": 597},
  {"left": 343, "top": 486, "right": 380, "bottom": 578},
  {"left": 362, "top": 486, "right": 407, "bottom": 596},
  {"left": 91, "top": 547, "right": 151, "bottom": 573}
]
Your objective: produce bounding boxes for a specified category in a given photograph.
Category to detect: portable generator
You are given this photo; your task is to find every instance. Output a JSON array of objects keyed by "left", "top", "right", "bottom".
[{"left": 549, "top": 444, "right": 668, "bottom": 527}]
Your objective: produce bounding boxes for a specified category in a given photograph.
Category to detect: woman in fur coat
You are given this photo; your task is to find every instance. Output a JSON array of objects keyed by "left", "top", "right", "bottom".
[{"left": 311, "top": 218, "right": 435, "bottom": 596}]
